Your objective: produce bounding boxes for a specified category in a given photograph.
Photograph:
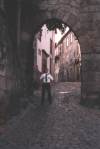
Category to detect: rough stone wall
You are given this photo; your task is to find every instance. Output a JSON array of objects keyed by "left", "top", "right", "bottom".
[
  {"left": 79, "top": 0, "right": 100, "bottom": 104},
  {"left": 0, "top": 12, "right": 15, "bottom": 92},
  {"left": 0, "top": 9, "right": 17, "bottom": 122}
]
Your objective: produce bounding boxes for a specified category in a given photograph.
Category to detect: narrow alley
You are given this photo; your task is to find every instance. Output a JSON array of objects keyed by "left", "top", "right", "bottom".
[{"left": 0, "top": 82, "right": 100, "bottom": 149}]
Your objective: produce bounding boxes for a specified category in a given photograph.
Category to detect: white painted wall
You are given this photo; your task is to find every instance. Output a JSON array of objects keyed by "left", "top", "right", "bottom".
[{"left": 36, "top": 25, "right": 55, "bottom": 72}]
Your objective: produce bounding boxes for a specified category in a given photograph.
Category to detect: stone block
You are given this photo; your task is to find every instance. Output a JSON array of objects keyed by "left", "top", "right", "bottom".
[
  {"left": 0, "top": 90, "right": 9, "bottom": 125},
  {"left": 82, "top": 81, "right": 100, "bottom": 93},
  {"left": 81, "top": 71, "right": 95, "bottom": 82},
  {"left": 67, "top": 13, "right": 78, "bottom": 27},
  {"left": 88, "top": 5, "right": 100, "bottom": 12},
  {"left": 93, "top": 12, "right": 100, "bottom": 22},
  {"left": 82, "top": 54, "right": 100, "bottom": 71},
  {"left": 70, "top": 0, "right": 80, "bottom": 7},
  {"left": 88, "top": 0, "right": 100, "bottom": 5},
  {"left": 63, "top": 14, "right": 70, "bottom": 23},
  {"left": 45, "top": 11, "right": 52, "bottom": 19}
]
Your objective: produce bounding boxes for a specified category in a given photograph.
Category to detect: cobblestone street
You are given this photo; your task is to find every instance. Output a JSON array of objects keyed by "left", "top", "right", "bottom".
[{"left": 0, "top": 82, "right": 100, "bottom": 149}]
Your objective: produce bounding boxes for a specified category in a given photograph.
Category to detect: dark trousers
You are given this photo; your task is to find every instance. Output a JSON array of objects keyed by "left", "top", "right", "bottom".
[{"left": 41, "top": 83, "right": 52, "bottom": 104}]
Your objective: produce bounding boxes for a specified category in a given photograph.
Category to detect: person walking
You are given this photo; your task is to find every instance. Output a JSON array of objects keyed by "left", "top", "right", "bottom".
[{"left": 40, "top": 68, "right": 54, "bottom": 105}]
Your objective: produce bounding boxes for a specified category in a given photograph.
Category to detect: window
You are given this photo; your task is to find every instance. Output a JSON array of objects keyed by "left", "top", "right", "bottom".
[
  {"left": 66, "top": 38, "right": 68, "bottom": 47},
  {"left": 68, "top": 34, "right": 71, "bottom": 45},
  {"left": 55, "top": 43, "right": 57, "bottom": 48},
  {"left": 38, "top": 29, "right": 42, "bottom": 41},
  {"left": 50, "top": 39, "right": 52, "bottom": 54},
  {"left": 38, "top": 49, "right": 41, "bottom": 56},
  {"left": 71, "top": 33, "right": 73, "bottom": 43}
]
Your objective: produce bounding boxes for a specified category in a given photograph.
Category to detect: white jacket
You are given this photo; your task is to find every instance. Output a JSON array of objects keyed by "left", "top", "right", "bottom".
[{"left": 40, "top": 73, "right": 53, "bottom": 83}]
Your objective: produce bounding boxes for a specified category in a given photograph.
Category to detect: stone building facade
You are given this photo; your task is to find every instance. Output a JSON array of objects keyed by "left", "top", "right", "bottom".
[{"left": 55, "top": 31, "right": 81, "bottom": 82}]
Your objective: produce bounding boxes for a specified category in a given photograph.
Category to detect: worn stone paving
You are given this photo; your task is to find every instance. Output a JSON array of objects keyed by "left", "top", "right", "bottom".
[{"left": 0, "top": 82, "right": 100, "bottom": 149}]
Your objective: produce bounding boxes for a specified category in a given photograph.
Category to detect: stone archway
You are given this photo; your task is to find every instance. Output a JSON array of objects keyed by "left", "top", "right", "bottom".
[
  {"left": 31, "top": 0, "right": 100, "bottom": 105},
  {"left": 1, "top": 0, "right": 100, "bottom": 107},
  {"left": 21, "top": 1, "right": 80, "bottom": 93}
]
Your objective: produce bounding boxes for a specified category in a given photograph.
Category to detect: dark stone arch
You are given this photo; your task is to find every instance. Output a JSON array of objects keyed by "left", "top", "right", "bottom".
[
  {"left": 1, "top": 0, "right": 100, "bottom": 115},
  {"left": 31, "top": 6, "right": 99, "bottom": 107},
  {"left": 21, "top": 6, "right": 82, "bottom": 96}
]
